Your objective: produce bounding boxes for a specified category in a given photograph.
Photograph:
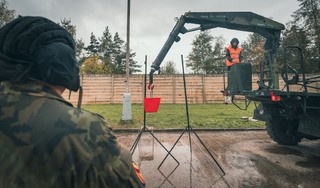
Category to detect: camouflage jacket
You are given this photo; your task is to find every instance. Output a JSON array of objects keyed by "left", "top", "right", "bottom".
[{"left": 0, "top": 81, "right": 145, "bottom": 188}]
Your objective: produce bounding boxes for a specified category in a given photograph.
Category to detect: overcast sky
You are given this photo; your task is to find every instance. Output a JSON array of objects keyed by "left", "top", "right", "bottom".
[{"left": 8, "top": 0, "right": 300, "bottom": 73}]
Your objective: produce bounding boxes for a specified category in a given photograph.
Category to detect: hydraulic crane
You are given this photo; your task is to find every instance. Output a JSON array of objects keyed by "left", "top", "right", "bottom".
[{"left": 149, "top": 11, "right": 320, "bottom": 145}]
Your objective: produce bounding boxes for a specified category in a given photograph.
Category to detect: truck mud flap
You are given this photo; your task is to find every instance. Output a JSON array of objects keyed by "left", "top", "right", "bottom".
[{"left": 253, "top": 103, "right": 269, "bottom": 122}]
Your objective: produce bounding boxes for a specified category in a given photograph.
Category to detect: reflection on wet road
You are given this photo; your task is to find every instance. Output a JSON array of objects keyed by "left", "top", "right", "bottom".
[{"left": 117, "top": 131, "right": 320, "bottom": 188}]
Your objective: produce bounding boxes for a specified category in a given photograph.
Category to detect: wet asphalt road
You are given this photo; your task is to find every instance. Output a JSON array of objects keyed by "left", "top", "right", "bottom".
[{"left": 116, "top": 130, "right": 320, "bottom": 188}]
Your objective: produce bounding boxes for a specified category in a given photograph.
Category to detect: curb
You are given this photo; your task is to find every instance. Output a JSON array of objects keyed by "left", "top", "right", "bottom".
[{"left": 113, "top": 128, "right": 266, "bottom": 133}]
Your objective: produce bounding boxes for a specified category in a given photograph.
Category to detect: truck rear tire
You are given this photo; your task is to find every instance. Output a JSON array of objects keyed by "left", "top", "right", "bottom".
[{"left": 266, "top": 116, "right": 301, "bottom": 145}]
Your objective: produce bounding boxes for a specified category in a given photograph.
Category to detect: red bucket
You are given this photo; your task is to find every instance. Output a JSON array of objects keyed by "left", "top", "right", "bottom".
[{"left": 144, "top": 98, "right": 161, "bottom": 113}]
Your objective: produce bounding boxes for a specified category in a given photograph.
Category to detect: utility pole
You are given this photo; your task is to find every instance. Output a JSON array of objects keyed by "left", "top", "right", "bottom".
[{"left": 122, "top": 0, "right": 132, "bottom": 121}]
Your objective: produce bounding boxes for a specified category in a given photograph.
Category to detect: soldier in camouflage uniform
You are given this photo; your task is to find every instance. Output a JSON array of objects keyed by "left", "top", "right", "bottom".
[{"left": 0, "top": 16, "right": 145, "bottom": 187}]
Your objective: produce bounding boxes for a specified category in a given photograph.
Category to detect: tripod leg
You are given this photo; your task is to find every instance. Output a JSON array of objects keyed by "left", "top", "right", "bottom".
[
  {"left": 158, "top": 127, "right": 187, "bottom": 170},
  {"left": 190, "top": 127, "right": 225, "bottom": 176},
  {"left": 130, "top": 128, "right": 145, "bottom": 154},
  {"left": 188, "top": 127, "right": 193, "bottom": 187}
]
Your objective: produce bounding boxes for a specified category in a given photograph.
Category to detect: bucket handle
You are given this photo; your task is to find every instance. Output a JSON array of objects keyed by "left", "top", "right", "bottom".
[{"left": 150, "top": 89, "right": 153, "bottom": 98}]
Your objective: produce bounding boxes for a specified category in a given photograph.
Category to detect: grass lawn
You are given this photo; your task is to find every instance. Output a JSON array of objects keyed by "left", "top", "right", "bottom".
[{"left": 83, "top": 103, "right": 265, "bottom": 129}]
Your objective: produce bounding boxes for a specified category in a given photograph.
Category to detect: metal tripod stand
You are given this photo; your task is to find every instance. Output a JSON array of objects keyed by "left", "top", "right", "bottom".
[
  {"left": 130, "top": 56, "right": 180, "bottom": 183},
  {"left": 158, "top": 55, "right": 226, "bottom": 185}
]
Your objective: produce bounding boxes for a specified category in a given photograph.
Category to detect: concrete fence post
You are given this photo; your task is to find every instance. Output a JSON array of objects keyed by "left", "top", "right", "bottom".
[
  {"left": 202, "top": 75, "right": 206, "bottom": 104},
  {"left": 111, "top": 74, "right": 114, "bottom": 104},
  {"left": 172, "top": 75, "right": 176, "bottom": 104}
]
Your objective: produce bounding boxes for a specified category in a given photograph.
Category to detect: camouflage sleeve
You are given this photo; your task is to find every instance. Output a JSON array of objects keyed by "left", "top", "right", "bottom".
[
  {"left": 84, "top": 117, "right": 145, "bottom": 188},
  {"left": 0, "top": 83, "right": 144, "bottom": 188}
]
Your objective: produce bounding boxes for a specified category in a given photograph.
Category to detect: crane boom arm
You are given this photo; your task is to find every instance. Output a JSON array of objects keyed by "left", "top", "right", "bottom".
[{"left": 149, "top": 11, "right": 285, "bottom": 84}]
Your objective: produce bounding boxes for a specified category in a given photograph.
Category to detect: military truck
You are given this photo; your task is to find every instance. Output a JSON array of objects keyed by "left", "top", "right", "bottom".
[{"left": 149, "top": 12, "right": 320, "bottom": 145}]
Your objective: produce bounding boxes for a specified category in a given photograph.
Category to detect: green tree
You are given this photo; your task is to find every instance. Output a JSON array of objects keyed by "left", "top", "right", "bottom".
[
  {"left": 111, "top": 32, "right": 125, "bottom": 73},
  {"left": 160, "top": 61, "right": 178, "bottom": 74},
  {"left": 81, "top": 55, "right": 112, "bottom": 74},
  {"left": 187, "top": 31, "right": 214, "bottom": 74},
  {"left": 111, "top": 33, "right": 141, "bottom": 74},
  {"left": 0, "top": 0, "right": 15, "bottom": 28},
  {"left": 84, "top": 28, "right": 140, "bottom": 74},
  {"left": 99, "top": 27, "right": 113, "bottom": 59},
  {"left": 241, "top": 33, "right": 266, "bottom": 73},
  {"left": 128, "top": 52, "right": 141, "bottom": 73},
  {"left": 280, "top": 23, "right": 315, "bottom": 72},
  {"left": 112, "top": 33, "right": 124, "bottom": 57},
  {"left": 113, "top": 50, "right": 141, "bottom": 74},
  {"left": 76, "top": 39, "right": 85, "bottom": 62},
  {"left": 85, "top": 32, "right": 100, "bottom": 55},
  {"left": 292, "top": 0, "right": 320, "bottom": 69},
  {"left": 210, "top": 36, "right": 226, "bottom": 74},
  {"left": 59, "top": 18, "right": 76, "bottom": 39},
  {"left": 98, "top": 27, "right": 114, "bottom": 73},
  {"left": 187, "top": 31, "right": 225, "bottom": 74},
  {"left": 81, "top": 33, "right": 104, "bottom": 74}
]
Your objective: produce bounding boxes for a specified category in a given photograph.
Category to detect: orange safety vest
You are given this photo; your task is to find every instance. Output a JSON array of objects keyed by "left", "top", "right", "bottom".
[{"left": 226, "top": 45, "right": 241, "bottom": 67}]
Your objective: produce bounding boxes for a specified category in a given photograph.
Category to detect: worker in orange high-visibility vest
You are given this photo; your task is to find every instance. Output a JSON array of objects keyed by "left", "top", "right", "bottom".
[
  {"left": 224, "top": 38, "right": 243, "bottom": 104},
  {"left": 225, "top": 38, "right": 243, "bottom": 71}
]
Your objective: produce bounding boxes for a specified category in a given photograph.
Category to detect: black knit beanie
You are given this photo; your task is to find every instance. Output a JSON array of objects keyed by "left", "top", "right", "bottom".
[{"left": 0, "top": 16, "right": 80, "bottom": 91}]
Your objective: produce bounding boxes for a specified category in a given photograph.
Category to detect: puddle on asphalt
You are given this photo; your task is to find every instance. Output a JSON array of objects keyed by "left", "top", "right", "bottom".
[
  {"left": 121, "top": 132, "right": 320, "bottom": 187},
  {"left": 264, "top": 146, "right": 303, "bottom": 156},
  {"left": 131, "top": 133, "right": 227, "bottom": 187},
  {"left": 296, "top": 155, "right": 320, "bottom": 169},
  {"left": 264, "top": 144, "right": 320, "bottom": 169}
]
